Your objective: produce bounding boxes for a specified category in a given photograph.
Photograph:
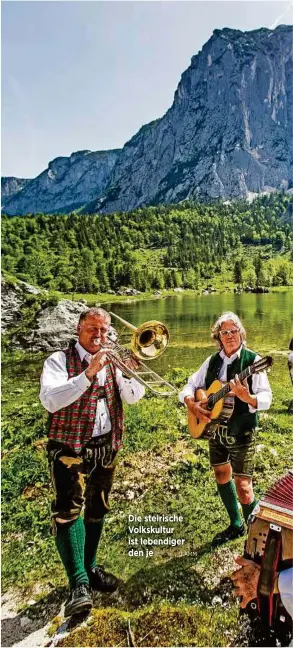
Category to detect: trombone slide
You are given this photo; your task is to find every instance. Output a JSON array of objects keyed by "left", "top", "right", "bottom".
[{"left": 109, "top": 312, "right": 137, "bottom": 332}]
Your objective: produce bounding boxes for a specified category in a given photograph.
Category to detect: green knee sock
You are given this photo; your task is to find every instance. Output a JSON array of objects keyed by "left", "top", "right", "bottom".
[
  {"left": 55, "top": 517, "right": 89, "bottom": 589},
  {"left": 241, "top": 498, "right": 257, "bottom": 524},
  {"left": 217, "top": 480, "right": 243, "bottom": 529},
  {"left": 84, "top": 520, "right": 104, "bottom": 571}
]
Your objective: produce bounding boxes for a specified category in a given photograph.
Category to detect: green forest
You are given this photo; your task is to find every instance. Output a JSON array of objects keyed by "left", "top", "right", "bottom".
[{"left": 2, "top": 193, "right": 293, "bottom": 293}]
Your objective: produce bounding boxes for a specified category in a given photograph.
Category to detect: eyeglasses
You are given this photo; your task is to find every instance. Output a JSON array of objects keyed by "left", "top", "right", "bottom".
[{"left": 219, "top": 328, "right": 239, "bottom": 338}]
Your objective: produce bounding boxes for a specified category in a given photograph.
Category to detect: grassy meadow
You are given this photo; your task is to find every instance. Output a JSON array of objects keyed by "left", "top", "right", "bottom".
[{"left": 1, "top": 344, "right": 292, "bottom": 646}]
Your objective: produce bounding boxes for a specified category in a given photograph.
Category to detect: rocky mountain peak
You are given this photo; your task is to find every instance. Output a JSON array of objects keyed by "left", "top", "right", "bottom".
[
  {"left": 2, "top": 25, "right": 292, "bottom": 215},
  {"left": 94, "top": 24, "right": 292, "bottom": 213}
]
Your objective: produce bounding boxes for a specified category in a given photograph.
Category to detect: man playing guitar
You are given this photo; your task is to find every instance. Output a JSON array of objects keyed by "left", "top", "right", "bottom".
[{"left": 179, "top": 311, "right": 272, "bottom": 545}]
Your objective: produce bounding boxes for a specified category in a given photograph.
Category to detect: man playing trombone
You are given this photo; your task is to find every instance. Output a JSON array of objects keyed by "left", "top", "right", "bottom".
[{"left": 40, "top": 307, "right": 145, "bottom": 617}]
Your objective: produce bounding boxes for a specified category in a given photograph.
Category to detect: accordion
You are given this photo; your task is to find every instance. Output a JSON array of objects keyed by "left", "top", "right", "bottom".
[{"left": 244, "top": 470, "right": 293, "bottom": 633}]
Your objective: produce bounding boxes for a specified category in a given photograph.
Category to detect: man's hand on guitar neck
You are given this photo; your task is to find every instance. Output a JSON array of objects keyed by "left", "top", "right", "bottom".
[
  {"left": 229, "top": 375, "right": 257, "bottom": 409},
  {"left": 184, "top": 396, "right": 211, "bottom": 423}
]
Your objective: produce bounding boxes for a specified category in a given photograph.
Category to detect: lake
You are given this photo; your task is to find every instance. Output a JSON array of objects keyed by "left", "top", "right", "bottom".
[{"left": 107, "top": 291, "right": 293, "bottom": 373}]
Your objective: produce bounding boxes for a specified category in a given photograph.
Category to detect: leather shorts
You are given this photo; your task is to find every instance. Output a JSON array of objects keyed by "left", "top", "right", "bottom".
[
  {"left": 47, "top": 438, "right": 118, "bottom": 533},
  {"left": 209, "top": 428, "right": 257, "bottom": 477}
]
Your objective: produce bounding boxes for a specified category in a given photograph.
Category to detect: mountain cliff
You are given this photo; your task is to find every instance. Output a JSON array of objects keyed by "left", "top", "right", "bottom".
[
  {"left": 1, "top": 177, "right": 31, "bottom": 204},
  {"left": 2, "top": 25, "right": 292, "bottom": 216},
  {"left": 2, "top": 149, "right": 120, "bottom": 215}
]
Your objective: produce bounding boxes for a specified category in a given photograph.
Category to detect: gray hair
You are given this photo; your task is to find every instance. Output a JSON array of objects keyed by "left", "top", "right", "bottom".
[
  {"left": 78, "top": 307, "right": 111, "bottom": 325},
  {"left": 211, "top": 311, "right": 246, "bottom": 349}
]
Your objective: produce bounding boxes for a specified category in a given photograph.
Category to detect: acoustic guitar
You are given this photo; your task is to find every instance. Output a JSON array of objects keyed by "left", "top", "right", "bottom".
[{"left": 188, "top": 355, "right": 273, "bottom": 439}]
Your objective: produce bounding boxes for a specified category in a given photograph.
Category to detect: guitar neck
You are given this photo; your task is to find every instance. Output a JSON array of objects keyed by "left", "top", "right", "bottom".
[{"left": 210, "top": 366, "right": 252, "bottom": 406}]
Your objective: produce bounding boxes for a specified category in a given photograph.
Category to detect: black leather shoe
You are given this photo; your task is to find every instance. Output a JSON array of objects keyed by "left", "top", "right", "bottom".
[
  {"left": 88, "top": 565, "right": 120, "bottom": 592},
  {"left": 64, "top": 583, "right": 93, "bottom": 617},
  {"left": 212, "top": 524, "right": 245, "bottom": 546}
]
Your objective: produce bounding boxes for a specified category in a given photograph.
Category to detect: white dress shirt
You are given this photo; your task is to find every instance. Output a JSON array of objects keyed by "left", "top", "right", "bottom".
[
  {"left": 40, "top": 341, "right": 145, "bottom": 437},
  {"left": 178, "top": 345, "right": 272, "bottom": 412}
]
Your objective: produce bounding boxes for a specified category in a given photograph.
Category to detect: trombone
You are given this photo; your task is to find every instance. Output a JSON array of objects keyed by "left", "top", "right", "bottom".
[{"left": 101, "top": 312, "right": 177, "bottom": 397}]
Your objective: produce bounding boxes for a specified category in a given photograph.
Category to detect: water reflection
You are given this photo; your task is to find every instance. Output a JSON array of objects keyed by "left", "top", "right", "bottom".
[{"left": 109, "top": 292, "right": 293, "bottom": 372}]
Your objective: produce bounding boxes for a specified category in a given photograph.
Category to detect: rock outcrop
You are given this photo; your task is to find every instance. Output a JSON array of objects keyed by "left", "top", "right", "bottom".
[
  {"left": 2, "top": 25, "right": 292, "bottom": 215},
  {"left": 1, "top": 177, "right": 31, "bottom": 205},
  {"left": 1, "top": 277, "right": 87, "bottom": 351},
  {"left": 1, "top": 278, "right": 25, "bottom": 334},
  {"left": 26, "top": 300, "right": 87, "bottom": 352}
]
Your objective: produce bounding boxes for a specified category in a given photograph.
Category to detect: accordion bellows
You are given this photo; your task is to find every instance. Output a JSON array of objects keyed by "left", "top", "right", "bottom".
[
  {"left": 262, "top": 470, "right": 293, "bottom": 513},
  {"left": 246, "top": 470, "right": 293, "bottom": 564}
]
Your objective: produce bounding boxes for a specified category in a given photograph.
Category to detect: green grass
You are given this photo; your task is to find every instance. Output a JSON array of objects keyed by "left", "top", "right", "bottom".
[
  {"left": 56, "top": 604, "right": 239, "bottom": 647},
  {"left": 1, "top": 352, "right": 292, "bottom": 646}
]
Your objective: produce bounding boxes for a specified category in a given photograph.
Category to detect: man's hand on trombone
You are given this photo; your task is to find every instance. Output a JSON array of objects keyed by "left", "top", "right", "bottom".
[
  {"left": 85, "top": 351, "right": 110, "bottom": 380},
  {"left": 123, "top": 353, "right": 140, "bottom": 371}
]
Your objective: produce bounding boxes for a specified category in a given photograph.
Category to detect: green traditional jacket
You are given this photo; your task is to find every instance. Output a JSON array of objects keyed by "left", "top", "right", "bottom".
[{"left": 205, "top": 346, "right": 258, "bottom": 435}]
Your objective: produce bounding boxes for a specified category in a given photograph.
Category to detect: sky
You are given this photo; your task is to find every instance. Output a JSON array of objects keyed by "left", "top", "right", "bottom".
[{"left": 2, "top": 0, "right": 293, "bottom": 178}]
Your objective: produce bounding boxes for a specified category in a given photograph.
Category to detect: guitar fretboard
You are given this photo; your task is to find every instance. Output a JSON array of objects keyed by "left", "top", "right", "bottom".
[{"left": 207, "top": 366, "right": 252, "bottom": 409}]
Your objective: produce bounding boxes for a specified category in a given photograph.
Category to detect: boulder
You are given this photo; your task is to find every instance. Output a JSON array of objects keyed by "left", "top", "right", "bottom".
[
  {"left": 1, "top": 276, "right": 90, "bottom": 352},
  {"left": 30, "top": 300, "right": 87, "bottom": 351}
]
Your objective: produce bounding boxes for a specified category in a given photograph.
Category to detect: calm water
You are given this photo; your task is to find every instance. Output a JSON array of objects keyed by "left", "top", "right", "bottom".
[{"left": 108, "top": 291, "right": 293, "bottom": 373}]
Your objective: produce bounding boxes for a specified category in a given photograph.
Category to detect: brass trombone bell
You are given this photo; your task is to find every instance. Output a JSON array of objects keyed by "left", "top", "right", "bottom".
[
  {"left": 102, "top": 311, "right": 176, "bottom": 396},
  {"left": 109, "top": 312, "right": 169, "bottom": 361}
]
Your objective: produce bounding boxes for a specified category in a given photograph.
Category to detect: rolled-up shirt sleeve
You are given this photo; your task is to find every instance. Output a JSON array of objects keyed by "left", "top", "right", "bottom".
[
  {"left": 40, "top": 351, "right": 90, "bottom": 413},
  {"left": 178, "top": 357, "right": 212, "bottom": 404},
  {"left": 115, "top": 368, "right": 145, "bottom": 404},
  {"left": 249, "top": 354, "right": 272, "bottom": 413}
]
